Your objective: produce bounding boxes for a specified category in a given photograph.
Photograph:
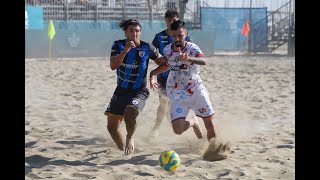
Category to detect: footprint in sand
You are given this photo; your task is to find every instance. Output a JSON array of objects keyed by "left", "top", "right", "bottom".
[{"left": 72, "top": 173, "right": 96, "bottom": 179}]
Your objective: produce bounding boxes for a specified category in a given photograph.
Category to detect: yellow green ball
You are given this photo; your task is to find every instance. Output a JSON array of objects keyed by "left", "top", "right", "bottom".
[{"left": 159, "top": 150, "right": 180, "bottom": 171}]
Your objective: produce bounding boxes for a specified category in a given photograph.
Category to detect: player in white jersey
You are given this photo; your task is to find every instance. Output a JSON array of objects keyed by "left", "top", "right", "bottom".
[{"left": 149, "top": 20, "right": 230, "bottom": 161}]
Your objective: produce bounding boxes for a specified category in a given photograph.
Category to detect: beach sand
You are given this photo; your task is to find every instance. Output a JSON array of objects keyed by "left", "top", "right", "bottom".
[{"left": 25, "top": 55, "right": 295, "bottom": 179}]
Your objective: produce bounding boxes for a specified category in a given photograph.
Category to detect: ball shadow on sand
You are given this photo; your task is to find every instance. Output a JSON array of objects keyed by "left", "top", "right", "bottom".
[{"left": 103, "top": 154, "right": 159, "bottom": 166}]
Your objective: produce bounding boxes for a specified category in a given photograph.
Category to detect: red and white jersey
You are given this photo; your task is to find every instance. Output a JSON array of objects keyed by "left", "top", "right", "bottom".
[{"left": 163, "top": 42, "right": 205, "bottom": 99}]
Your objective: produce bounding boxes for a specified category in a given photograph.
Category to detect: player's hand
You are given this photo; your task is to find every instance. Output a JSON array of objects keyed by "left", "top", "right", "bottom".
[
  {"left": 124, "top": 41, "right": 136, "bottom": 53},
  {"left": 178, "top": 47, "right": 189, "bottom": 63},
  {"left": 149, "top": 76, "right": 158, "bottom": 90}
]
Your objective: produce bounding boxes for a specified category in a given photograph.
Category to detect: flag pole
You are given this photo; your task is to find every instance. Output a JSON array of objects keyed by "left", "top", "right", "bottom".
[
  {"left": 49, "top": 39, "right": 51, "bottom": 60},
  {"left": 245, "top": 35, "right": 249, "bottom": 55},
  {"left": 248, "top": 0, "right": 252, "bottom": 55}
]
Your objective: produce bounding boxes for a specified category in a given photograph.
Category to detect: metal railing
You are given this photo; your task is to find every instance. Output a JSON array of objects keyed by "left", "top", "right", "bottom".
[
  {"left": 42, "top": 0, "right": 165, "bottom": 21},
  {"left": 26, "top": 0, "right": 202, "bottom": 28},
  {"left": 251, "top": 0, "right": 294, "bottom": 53},
  {"left": 26, "top": 0, "right": 168, "bottom": 21},
  {"left": 26, "top": 0, "right": 197, "bottom": 21}
]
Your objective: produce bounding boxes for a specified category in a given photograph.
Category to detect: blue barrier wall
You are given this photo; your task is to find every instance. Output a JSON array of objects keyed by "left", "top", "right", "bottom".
[
  {"left": 25, "top": 21, "right": 215, "bottom": 58},
  {"left": 200, "top": 7, "right": 267, "bottom": 51},
  {"left": 25, "top": 6, "right": 269, "bottom": 58}
]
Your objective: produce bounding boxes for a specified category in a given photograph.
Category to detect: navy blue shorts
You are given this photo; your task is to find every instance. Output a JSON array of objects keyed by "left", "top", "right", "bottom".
[{"left": 105, "top": 86, "right": 150, "bottom": 116}]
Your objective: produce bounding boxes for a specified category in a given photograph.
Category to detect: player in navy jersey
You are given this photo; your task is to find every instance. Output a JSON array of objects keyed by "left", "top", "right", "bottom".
[
  {"left": 150, "top": 9, "right": 191, "bottom": 138},
  {"left": 104, "top": 19, "right": 164, "bottom": 155}
]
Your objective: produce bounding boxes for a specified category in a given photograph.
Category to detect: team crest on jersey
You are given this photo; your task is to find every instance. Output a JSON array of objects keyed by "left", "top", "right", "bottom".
[
  {"left": 174, "top": 56, "right": 180, "bottom": 63},
  {"left": 132, "top": 99, "right": 139, "bottom": 105},
  {"left": 139, "top": 51, "right": 145, "bottom": 57}
]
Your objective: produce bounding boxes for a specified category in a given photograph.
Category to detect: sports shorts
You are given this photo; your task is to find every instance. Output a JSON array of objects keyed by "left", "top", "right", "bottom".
[
  {"left": 104, "top": 86, "right": 150, "bottom": 116},
  {"left": 169, "top": 83, "right": 214, "bottom": 121}
]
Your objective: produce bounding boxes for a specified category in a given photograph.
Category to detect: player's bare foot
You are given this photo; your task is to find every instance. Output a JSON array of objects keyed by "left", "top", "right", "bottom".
[
  {"left": 191, "top": 116, "right": 203, "bottom": 139},
  {"left": 150, "top": 128, "right": 160, "bottom": 138},
  {"left": 203, "top": 137, "right": 231, "bottom": 161},
  {"left": 117, "top": 144, "right": 124, "bottom": 151},
  {"left": 124, "top": 137, "right": 135, "bottom": 155}
]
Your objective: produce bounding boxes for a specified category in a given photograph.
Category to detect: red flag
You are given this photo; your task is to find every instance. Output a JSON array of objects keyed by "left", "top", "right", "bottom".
[{"left": 241, "top": 19, "right": 250, "bottom": 37}]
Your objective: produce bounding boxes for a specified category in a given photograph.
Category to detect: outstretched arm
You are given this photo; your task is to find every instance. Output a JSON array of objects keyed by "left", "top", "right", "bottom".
[
  {"left": 149, "top": 43, "right": 167, "bottom": 65},
  {"left": 187, "top": 56, "right": 206, "bottom": 65},
  {"left": 149, "top": 64, "right": 171, "bottom": 90},
  {"left": 153, "top": 55, "right": 167, "bottom": 65}
]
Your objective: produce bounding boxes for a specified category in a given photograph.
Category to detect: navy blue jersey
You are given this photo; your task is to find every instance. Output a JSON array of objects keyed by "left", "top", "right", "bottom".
[
  {"left": 152, "top": 30, "right": 191, "bottom": 79},
  {"left": 111, "top": 40, "right": 159, "bottom": 92}
]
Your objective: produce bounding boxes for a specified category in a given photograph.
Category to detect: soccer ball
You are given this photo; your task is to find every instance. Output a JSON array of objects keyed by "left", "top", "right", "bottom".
[{"left": 159, "top": 150, "right": 180, "bottom": 171}]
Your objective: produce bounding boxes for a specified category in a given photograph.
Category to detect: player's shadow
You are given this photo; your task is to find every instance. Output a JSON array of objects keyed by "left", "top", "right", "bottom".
[
  {"left": 56, "top": 137, "right": 106, "bottom": 146},
  {"left": 25, "top": 141, "right": 37, "bottom": 148},
  {"left": 25, "top": 137, "right": 109, "bottom": 174},
  {"left": 103, "top": 154, "right": 159, "bottom": 166},
  {"left": 25, "top": 154, "right": 98, "bottom": 175}
]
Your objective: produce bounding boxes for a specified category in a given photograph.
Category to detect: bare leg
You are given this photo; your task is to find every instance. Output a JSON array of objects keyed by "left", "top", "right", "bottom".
[
  {"left": 151, "top": 95, "right": 169, "bottom": 137},
  {"left": 202, "top": 114, "right": 216, "bottom": 141},
  {"left": 202, "top": 114, "right": 231, "bottom": 161},
  {"left": 172, "top": 117, "right": 203, "bottom": 139},
  {"left": 165, "top": 99, "right": 171, "bottom": 127},
  {"left": 190, "top": 116, "right": 203, "bottom": 139},
  {"left": 172, "top": 118, "right": 188, "bottom": 135},
  {"left": 123, "top": 105, "right": 139, "bottom": 155},
  {"left": 106, "top": 113, "right": 124, "bottom": 151}
]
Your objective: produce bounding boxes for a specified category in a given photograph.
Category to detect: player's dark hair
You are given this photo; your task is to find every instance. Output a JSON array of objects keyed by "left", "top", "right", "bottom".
[
  {"left": 165, "top": 9, "right": 179, "bottom": 19},
  {"left": 170, "top": 20, "right": 186, "bottom": 31},
  {"left": 119, "top": 19, "right": 141, "bottom": 31}
]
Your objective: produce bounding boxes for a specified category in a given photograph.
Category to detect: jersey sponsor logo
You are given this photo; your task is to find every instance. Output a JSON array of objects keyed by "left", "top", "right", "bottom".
[
  {"left": 198, "top": 107, "right": 207, "bottom": 113},
  {"left": 176, "top": 108, "right": 182, "bottom": 113},
  {"left": 170, "top": 66, "right": 180, "bottom": 71},
  {"left": 139, "top": 51, "right": 145, "bottom": 57},
  {"left": 118, "top": 76, "right": 136, "bottom": 83},
  {"left": 119, "top": 69, "right": 139, "bottom": 76},
  {"left": 120, "top": 63, "right": 138, "bottom": 69}
]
